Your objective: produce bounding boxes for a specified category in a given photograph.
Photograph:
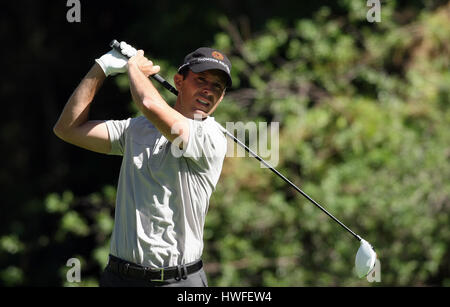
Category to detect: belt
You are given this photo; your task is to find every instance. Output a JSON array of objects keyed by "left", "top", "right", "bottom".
[{"left": 106, "top": 255, "right": 203, "bottom": 282}]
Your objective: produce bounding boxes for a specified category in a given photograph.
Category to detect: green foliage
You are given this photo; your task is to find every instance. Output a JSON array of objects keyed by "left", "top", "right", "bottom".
[
  {"left": 204, "top": 2, "right": 450, "bottom": 286},
  {"left": 0, "top": 235, "right": 24, "bottom": 255},
  {"left": 0, "top": 186, "right": 116, "bottom": 286},
  {"left": 0, "top": 266, "right": 24, "bottom": 286}
]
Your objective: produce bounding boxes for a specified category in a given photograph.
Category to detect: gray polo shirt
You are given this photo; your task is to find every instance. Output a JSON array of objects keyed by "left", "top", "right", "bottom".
[{"left": 105, "top": 116, "right": 227, "bottom": 268}]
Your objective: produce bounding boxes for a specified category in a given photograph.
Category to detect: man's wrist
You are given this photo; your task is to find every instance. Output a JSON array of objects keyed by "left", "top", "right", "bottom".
[
  {"left": 91, "top": 62, "right": 108, "bottom": 80},
  {"left": 94, "top": 59, "right": 108, "bottom": 77}
]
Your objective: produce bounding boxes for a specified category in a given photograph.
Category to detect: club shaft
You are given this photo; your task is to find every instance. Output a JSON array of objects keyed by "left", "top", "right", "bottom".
[
  {"left": 221, "top": 128, "right": 361, "bottom": 241},
  {"left": 109, "top": 39, "right": 361, "bottom": 242}
]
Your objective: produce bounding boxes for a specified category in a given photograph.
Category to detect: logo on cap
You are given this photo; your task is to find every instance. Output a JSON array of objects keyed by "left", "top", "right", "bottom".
[{"left": 211, "top": 51, "right": 224, "bottom": 61}]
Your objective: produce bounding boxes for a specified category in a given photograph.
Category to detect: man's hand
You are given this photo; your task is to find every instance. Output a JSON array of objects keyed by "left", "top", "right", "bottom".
[
  {"left": 128, "top": 50, "right": 161, "bottom": 77},
  {"left": 95, "top": 41, "right": 137, "bottom": 77}
]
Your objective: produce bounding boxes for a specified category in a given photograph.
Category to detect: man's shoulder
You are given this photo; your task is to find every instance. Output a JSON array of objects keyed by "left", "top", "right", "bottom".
[
  {"left": 125, "top": 116, "right": 160, "bottom": 140},
  {"left": 125, "top": 116, "right": 158, "bottom": 132},
  {"left": 129, "top": 115, "right": 153, "bottom": 126},
  {"left": 203, "top": 117, "right": 226, "bottom": 141}
]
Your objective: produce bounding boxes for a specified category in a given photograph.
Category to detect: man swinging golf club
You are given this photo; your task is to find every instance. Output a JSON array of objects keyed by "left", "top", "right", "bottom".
[
  {"left": 55, "top": 39, "right": 377, "bottom": 286},
  {"left": 54, "top": 41, "right": 232, "bottom": 287}
]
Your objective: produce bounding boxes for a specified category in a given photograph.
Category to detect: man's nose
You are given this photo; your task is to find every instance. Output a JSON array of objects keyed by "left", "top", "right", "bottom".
[
  {"left": 201, "top": 86, "right": 214, "bottom": 99},
  {"left": 201, "top": 87, "right": 211, "bottom": 95},
  {"left": 201, "top": 82, "right": 213, "bottom": 92}
]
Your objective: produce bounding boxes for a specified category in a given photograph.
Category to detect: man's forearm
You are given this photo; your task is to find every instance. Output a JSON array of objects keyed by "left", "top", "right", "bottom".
[
  {"left": 54, "top": 63, "right": 106, "bottom": 135},
  {"left": 127, "top": 62, "right": 166, "bottom": 113}
]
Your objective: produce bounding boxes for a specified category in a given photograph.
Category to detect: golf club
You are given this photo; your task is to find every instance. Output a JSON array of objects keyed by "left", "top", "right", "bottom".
[{"left": 109, "top": 39, "right": 377, "bottom": 278}]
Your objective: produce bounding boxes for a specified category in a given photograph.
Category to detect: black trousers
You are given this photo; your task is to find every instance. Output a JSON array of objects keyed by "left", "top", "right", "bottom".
[{"left": 99, "top": 264, "right": 209, "bottom": 287}]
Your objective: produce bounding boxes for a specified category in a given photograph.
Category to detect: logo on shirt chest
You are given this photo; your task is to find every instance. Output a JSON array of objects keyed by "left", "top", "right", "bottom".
[
  {"left": 133, "top": 152, "right": 144, "bottom": 169},
  {"left": 153, "top": 137, "right": 168, "bottom": 155}
]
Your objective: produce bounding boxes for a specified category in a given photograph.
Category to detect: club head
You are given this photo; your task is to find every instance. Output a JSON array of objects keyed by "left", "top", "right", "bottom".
[{"left": 355, "top": 239, "right": 377, "bottom": 278}]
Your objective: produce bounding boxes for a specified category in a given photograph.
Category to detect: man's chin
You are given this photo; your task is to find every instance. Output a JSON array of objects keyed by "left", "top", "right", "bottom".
[{"left": 191, "top": 110, "right": 209, "bottom": 119}]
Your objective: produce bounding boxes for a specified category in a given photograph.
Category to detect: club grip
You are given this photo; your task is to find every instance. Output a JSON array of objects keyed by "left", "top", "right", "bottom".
[
  {"left": 108, "top": 39, "right": 179, "bottom": 96},
  {"left": 109, "top": 39, "right": 132, "bottom": 58},
  {"left": 109, "top": 39, "right": 120, "bottom": 50}
]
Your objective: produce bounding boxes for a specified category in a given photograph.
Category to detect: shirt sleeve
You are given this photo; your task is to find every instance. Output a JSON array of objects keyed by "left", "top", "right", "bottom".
[
  {"left": 105, "top": 118, "right": 131, "bottom": 156},
  {"left": 180, "top": 118, "right": 227, "bottom": 170}
]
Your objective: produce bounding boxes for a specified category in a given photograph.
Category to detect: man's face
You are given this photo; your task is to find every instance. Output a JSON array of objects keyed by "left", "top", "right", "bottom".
[{"left": 174, "top": 69, "right": 227, "bottom": 119}]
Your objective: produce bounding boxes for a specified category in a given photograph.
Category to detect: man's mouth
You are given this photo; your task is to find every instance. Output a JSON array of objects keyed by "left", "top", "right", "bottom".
[{"left": 196, "top": 98, "right": 210, "bottom": 107}]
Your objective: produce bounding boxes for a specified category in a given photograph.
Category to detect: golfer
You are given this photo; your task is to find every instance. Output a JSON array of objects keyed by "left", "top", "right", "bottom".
[{"left": 53, "top": 42, "right": 232, "bottom": 287}]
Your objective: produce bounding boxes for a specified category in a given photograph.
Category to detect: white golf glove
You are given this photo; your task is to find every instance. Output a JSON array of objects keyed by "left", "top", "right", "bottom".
[{"left": 95, "top": 41, "right": 137, "bottom": 77}]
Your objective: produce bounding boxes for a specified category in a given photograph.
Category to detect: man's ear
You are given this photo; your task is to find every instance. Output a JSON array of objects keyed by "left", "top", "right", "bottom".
[{"left": 174, "top": 73, "right": 183, "bottom": 90}]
